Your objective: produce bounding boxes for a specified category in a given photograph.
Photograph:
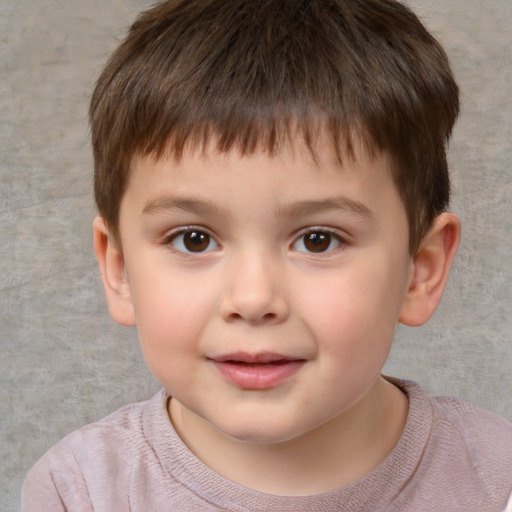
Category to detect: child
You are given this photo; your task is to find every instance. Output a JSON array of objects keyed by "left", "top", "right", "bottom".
[{"left": 22, "top": 0, "right": 512, "bottom": 510}]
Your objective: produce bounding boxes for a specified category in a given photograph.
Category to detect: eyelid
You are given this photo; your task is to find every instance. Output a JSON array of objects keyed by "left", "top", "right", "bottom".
[
  {"left": 293, "top": 226, "right": 347, "bottom": 241},
  {"left": 164, "top": 225, "right": 220, "bottom": 253},
  {"left": 291, "top": 226, "right": 347, "bottom": 253}
]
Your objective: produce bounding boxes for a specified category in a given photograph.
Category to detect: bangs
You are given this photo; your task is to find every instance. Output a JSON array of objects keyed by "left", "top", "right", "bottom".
[{"left": 91, "top": 0, "right": 458, "bottom": 252}]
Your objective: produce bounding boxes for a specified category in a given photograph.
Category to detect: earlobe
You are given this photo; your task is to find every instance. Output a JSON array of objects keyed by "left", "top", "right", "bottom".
[
  {"left": 399, "top": 213, "right": 461, "bottom": 327},
  {"left": 93, "top": 216, "right": 136, "bottom": 327}
]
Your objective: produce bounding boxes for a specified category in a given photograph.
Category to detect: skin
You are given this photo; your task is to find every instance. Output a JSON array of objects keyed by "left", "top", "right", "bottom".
[{"left": 94, "top": 136, "right": 460, "bottom": 495}]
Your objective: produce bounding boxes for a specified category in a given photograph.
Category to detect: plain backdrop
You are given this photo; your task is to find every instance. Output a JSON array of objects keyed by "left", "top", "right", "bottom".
[{"left": 1, "top": 0, "right": 511, "bottom": 509}]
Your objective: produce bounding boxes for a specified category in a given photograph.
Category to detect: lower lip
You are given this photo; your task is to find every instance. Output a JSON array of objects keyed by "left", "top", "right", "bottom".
[{"left": 212, "top": 360, "right": 305, "bottom": 390}]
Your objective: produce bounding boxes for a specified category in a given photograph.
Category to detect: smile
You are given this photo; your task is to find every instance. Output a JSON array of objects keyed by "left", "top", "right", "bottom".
[{"left": 210, "top": 352, "right": 306, "bottom": 390}]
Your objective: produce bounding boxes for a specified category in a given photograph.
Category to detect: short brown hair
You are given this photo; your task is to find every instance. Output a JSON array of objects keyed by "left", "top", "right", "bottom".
[{"left": 90, "top": 0, "right": 459, "bottom": 253}]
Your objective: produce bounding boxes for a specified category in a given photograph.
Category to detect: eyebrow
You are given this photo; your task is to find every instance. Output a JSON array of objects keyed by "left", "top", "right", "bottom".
[
  {"left": 143, "top": 196, "right": 223, "bottom": 216},
  {"left": 276, "top": 197, "right": 375, "bottom": 220},
  {"left": 143, "top": 195, "right": 374, "bottom": 221}
]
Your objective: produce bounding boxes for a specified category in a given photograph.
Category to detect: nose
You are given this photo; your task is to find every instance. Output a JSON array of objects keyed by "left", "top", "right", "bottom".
[{"left": 220, "top": 250, "right": 289, "bottom": 325}]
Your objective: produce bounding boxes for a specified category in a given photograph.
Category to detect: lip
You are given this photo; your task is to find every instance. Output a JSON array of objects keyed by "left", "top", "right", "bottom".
[{"left": 210, "top": 352, "right": 306, "bottom": 390}]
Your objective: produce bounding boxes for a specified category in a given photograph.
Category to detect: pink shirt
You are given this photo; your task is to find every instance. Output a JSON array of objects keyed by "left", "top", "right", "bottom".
[{"left": 22, "top": 379, "right": 512, "bottom": 511}]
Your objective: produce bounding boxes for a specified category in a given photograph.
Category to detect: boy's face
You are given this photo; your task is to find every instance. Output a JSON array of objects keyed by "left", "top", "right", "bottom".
[{"left": 114, "top": 137, "right": 414, "bottom": 444}]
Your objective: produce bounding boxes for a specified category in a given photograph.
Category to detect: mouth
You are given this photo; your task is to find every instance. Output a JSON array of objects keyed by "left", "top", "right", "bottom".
[{"left": 209, "top": 352, "right": 306, "bottom": 390}]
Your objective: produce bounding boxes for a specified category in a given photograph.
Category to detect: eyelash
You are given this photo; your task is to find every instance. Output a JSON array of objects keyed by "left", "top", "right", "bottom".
[
  {"left": 291, "top": 228, "right": 345, "bottom": 254},
  {"left": 164, "top": 227, "right": 219, "bottom": 254},
  {"left": 163, "top": 227, "right": 346, "bottom": 255}
]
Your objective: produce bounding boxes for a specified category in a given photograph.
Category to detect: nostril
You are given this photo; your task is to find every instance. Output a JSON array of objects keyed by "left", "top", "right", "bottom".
[
  {"left": 226, "top": 312, "right": 243, "bottom": 321},
  {"left": 224, "top": 309, "right": 280, "bottom": 324}
]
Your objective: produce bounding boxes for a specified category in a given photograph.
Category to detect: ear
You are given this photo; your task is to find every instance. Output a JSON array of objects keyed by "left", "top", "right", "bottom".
[
  {"left": 93, "top": 216, "right": 136, "bottom": 327},
  {"left": 399, "top": 213, "right": 461, "bottom": 327}
]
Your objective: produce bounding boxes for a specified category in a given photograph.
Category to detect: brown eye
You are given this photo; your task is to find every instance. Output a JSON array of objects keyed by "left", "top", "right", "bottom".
[
  {"left": 293, "top": 231, "right": 342, "bottom": 253},
  {"left": 183, "top": 231, "right": 210, "bottom": 252},
  {"left": 171, "top": 229, "right": 218, "bottom": 253},
  {"left": 304, "top": 232, "right": 331, "bottom": 252}
]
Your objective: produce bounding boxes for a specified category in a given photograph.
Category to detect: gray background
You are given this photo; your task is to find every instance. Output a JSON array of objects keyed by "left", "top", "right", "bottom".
[{"left": 1, "top": 0, "right": 511, "bottom": 509}]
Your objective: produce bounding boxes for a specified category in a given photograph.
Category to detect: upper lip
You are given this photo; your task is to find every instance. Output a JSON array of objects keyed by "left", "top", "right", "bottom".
[{"left": 210, "top": 352, "right": 304, "bottom": 364}]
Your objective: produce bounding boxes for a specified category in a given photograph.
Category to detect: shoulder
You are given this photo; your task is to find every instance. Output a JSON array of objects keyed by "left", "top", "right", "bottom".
[
  {"left": 396, "top": 379, "right": 512, "bottom": 510},
  {"left": 430, "top": 393, "right": 512, "bottom": 483},
  {"left": 40, "top": 391, "right": 155, "bottom": 466},
  {"left": 431, "top": 392, "right": 511, "bottom": 439},
  {"left": 22, "top": 390, "right": 167, "bottom": 511}
]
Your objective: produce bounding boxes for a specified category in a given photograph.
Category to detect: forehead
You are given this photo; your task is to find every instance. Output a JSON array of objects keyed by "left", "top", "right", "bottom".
[
  {"left": 121, "top": 134, "right": 404, "bottom": 226},
  {"left": 131, "top": 134, "right": 382, "bottom": 186}
]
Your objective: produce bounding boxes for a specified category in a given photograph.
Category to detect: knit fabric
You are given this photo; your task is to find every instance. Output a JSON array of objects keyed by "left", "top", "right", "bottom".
[{"left": 22, "top": 379, "right": 512, "bottom": 511}]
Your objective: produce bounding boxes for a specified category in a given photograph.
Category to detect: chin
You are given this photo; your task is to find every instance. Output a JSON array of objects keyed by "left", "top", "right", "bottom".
[{"left": 214, "top": 418, "right": 311, "bottom": 446}]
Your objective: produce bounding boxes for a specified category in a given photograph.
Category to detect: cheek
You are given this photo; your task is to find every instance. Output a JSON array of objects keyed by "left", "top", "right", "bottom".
[
  {"left": 136, "top": 299, "right": 205, "bottom": 390},
  {"left": 129, "top": 273, "right": 215, "bottom": 374},
  {"left": 299, "top": 259, "right": 406, "bottom": 353},
  {"left": 131, "top": 262, "right": 211, "bottom": 328},
  {"left": 137, "top": 293, "right": 206, "bottom": 345}
]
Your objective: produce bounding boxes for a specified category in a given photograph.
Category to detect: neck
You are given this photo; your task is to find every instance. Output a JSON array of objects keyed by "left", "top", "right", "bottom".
[{"left": 169, "top": 376, "right": 408, "bottom": 495}]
